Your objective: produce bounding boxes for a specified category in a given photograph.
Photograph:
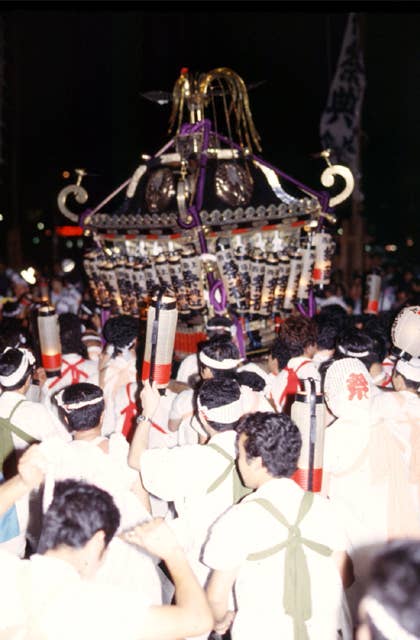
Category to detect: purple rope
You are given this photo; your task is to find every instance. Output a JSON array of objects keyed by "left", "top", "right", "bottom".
[
  {"left": 233, "top": 315, "right": 246, "bottom": 358},
  {"left": 308, "top": 287, "right": 317, "bottom": 317},
  {"left": 209, "top": 279, "right": 227, "bottom": 312}
]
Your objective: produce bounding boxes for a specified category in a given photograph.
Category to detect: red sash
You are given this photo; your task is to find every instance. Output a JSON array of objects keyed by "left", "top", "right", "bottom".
[
  {"left": 120, "top": 383, "right": 138, "bottom": 440},
  {"left": 278, "top": 359, "right": 312, "bottom": 409},
  {"left": 49, "top": 358, "right": 89, "bottom": 389}
]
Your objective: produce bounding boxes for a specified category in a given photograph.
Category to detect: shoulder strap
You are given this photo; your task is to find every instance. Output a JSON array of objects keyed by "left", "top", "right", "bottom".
[
  {"left": 246, "top": 491, "right": 333, "bottom": 640},
  {"left": 8, "top": 398, "right": 27, "bottom": 422},
  {"left": 207, "top": 442, "right": 234, "bottom": 463},
  {"left": 3, "top": 399, "right": 39, "bottom": 445},
  {"left": 206, "top": 442, "right": 251, "bottom": 502}
]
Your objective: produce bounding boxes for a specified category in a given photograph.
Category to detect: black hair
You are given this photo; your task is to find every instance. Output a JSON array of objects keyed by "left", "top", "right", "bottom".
[
  {"left": 102, "top": 315, "right": 139, "bottom": 354},
  {"left": 317, "top": 304, "right": 349, "bottom": 329},
  {"left": 198, "top": 338, "right": 240, "bottom": 380},
  {"left": 363, "top": 540, "right": 420, "bottom": 639},
  {"left": 1, "top": 300, "right": 21, "bottom": 318},
  {"left": 197, "top": 377, "right": 242, "bottom": 432},
  {"left": 277, "top": 316, "right": 317, "bottom": 358},
  {"left": 314, "top": 317, "right": 340, "bottom": 351},
  {"left": 0, "top": 323, "right": 29, "bottom": 352},
  {"left": 58, "top": 383, "right": 105, "bottom": 431},
  {"left": 335, "top": 329, "right": 379, "bottom": 369},
  {"left": 0, "top": 348, "right": 34, "bottom": 391},
  {"left": 270, "top": 337, "right": 291, "bottom": 370},
  {"left": 236, "top": 370, "right": 266, "bottom": 392},
  {"left": 317, "top": 357, "right": 336, "bottom": 394},
  {"left": 206, "top": 316, "right": 233, "bottom": 338},
  {"left": 236, "top": 412, "right": 302, "bottom": 478},
  {"left": 37, "top": 479, "right": 120, "bottom": 553},
  {"left": 59, "top": 313, "right": 88, "bottom": 358}
]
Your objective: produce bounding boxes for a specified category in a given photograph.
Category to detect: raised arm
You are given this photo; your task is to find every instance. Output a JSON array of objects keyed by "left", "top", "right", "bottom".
[
  {"left": 128, "top": 380, "right": 160, "bottom": 471},
  {"left": 122, "top": 518, "right": 213, "bottom": 640},
  {"left": 0, "top": 444, "right": 46, "bottom": 517}
]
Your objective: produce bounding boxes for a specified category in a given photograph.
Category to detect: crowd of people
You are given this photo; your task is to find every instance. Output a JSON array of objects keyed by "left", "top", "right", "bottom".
[{"left": 0, "top": 259, "right": 419, "bottom": 640}]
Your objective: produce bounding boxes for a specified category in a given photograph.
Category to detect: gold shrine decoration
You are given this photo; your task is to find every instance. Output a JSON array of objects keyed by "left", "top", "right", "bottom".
[{"left": 168, "top": 67, "right": 262, "bottom": 153}]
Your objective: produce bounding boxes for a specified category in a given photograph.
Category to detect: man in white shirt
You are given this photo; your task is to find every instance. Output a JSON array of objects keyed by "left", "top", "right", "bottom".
[
  {"left": 100, "top": 314, "right": 139, "bottom": 436},
  {"left": 267, "top": 316, "right": 320, "bottom": 413},
  {"left": 129, "top": 377, "right": 250, "bottom": 587},
  {"left": 204, "top": 411, "right": 353, "bottom": 640},
  {"left": 175, "top": 316, "right": 236, "bottom": 385},
  {"left": 0, "top": 479, "right": 213, "bottom": 640},
  {"left": 0, "top": 347, "right": 63, "bottom": 556},
  {"left": 322, "top": 357, "right": 420, "bottom": 623},
  {"left": 41, "top": 313, "right": 98, "bottom": 427},
  {"left": 168, "top": 338, "right": 244, "bottom": 445}
]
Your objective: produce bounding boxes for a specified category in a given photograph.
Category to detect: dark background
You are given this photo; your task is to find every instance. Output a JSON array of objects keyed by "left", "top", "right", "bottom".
[{"left": 1, "top": 9, "right": 419, "bottom": 267}]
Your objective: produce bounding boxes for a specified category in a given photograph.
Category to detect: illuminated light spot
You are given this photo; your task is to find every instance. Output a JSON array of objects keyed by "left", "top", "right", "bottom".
[
  {"left": 77, "top": 239, "right": 83, "bottom": 248},
  {"left": 0, "top": 214, "right": 4, "bottom": 222},
  {"left": 65, "top": 240, "right": 73, "bottom": 248},
  {"left": 385, "top": 244, "right": 398, "bottom": 252},
  {"left": 62, "top": 170, "right": 70, "bottom": 179},
  {"left": 364, "top": 244, "right": 371, "bottom": 252},
  {"left": 37, "top": 222, "right": 45, "bottom": 230},
  {"left": 337, "top": 228, "right": 344, "bottom": 236}
]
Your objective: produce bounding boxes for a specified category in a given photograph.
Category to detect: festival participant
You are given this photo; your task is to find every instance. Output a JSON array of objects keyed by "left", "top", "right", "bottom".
[
  {"left": 40, "top": 383, "right": 151, "bottom": 525},
  {"left": 41, "top": 313, "right": 98, "bottom": 410},
  {"left": 313, "top": 316, "right": 341, "bottom": 367},
  {"left": 334, "top": 329, "right": 387, "bottom": 390},
  {"left": 0, "top": 480, "right": 213, "bottom": 640},
  {"left": 175, "top": 316, "right": 235, "bottom": 385},
  {"left": 0, "top": 347, "right": 64, "bottom": 556},
  {"left": 267, "top": 315, "right": 320, "bottom": 413},
  {"left": 168, "top": 338, "right": 243, "bottom": 444},
  {"left": 38, "top": 382, "right": 174, "bottom": 605},
  {"left": 100, "top": 314, "right": 139, "bottom": 436},
  {"left": 204, "top": 411, "right": 353, "bottom": 640},
  {"left": 356, "top": 539, "right": 420, "bottom": 640},
  {"left": 372, "top": 357, "right": 420, "bottom": 419},
  {"left": 129, "top": 377, "right": 250, "bottom": 588},
  {"left": 321, "top": 357, "right": 420, "bottom": 622}
]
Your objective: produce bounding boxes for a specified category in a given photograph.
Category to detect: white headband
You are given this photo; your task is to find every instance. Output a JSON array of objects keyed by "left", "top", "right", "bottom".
[
  {"left": 197, "top": 397, "right": 243, "bottom": 424},
  {"left": 363, "top": 596, "right": 418, "bottom": 640},
  {"left": 81, "top": 333, "right": 102, "bottom": 344},
  {"left": 55, "top": 389, "right": 104, "bottom": 412},
  {"left": 2, "top": 306, "right": 20, "bottom": 318},
  {"left": 0, "top": 348, "right": 35, "bottom": 387},
  {"left": 199, "top": 351, "right": 242, "bottom": 370},
  {"left": 338, "top": 345, "right": 370, "bottom": 358}
]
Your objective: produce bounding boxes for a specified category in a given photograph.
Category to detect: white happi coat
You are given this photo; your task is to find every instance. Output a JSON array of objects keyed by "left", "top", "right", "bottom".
[
  {"left": 0, "top": 550, "right": 152, "bottom": 640},
  {"left": 0, "top": 391, "right": 65, "bottom": 557},
  {"left": 203, "top": 477, "right": 351, "bottom": 640},
  {"left": 140, "top": 430, "right": 245, "bottom": 585}
]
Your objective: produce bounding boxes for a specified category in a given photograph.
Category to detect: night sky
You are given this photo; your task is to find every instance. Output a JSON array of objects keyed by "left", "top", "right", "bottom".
[{"left": 1, "top": 9, "right": 419, "bottom": 265}]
